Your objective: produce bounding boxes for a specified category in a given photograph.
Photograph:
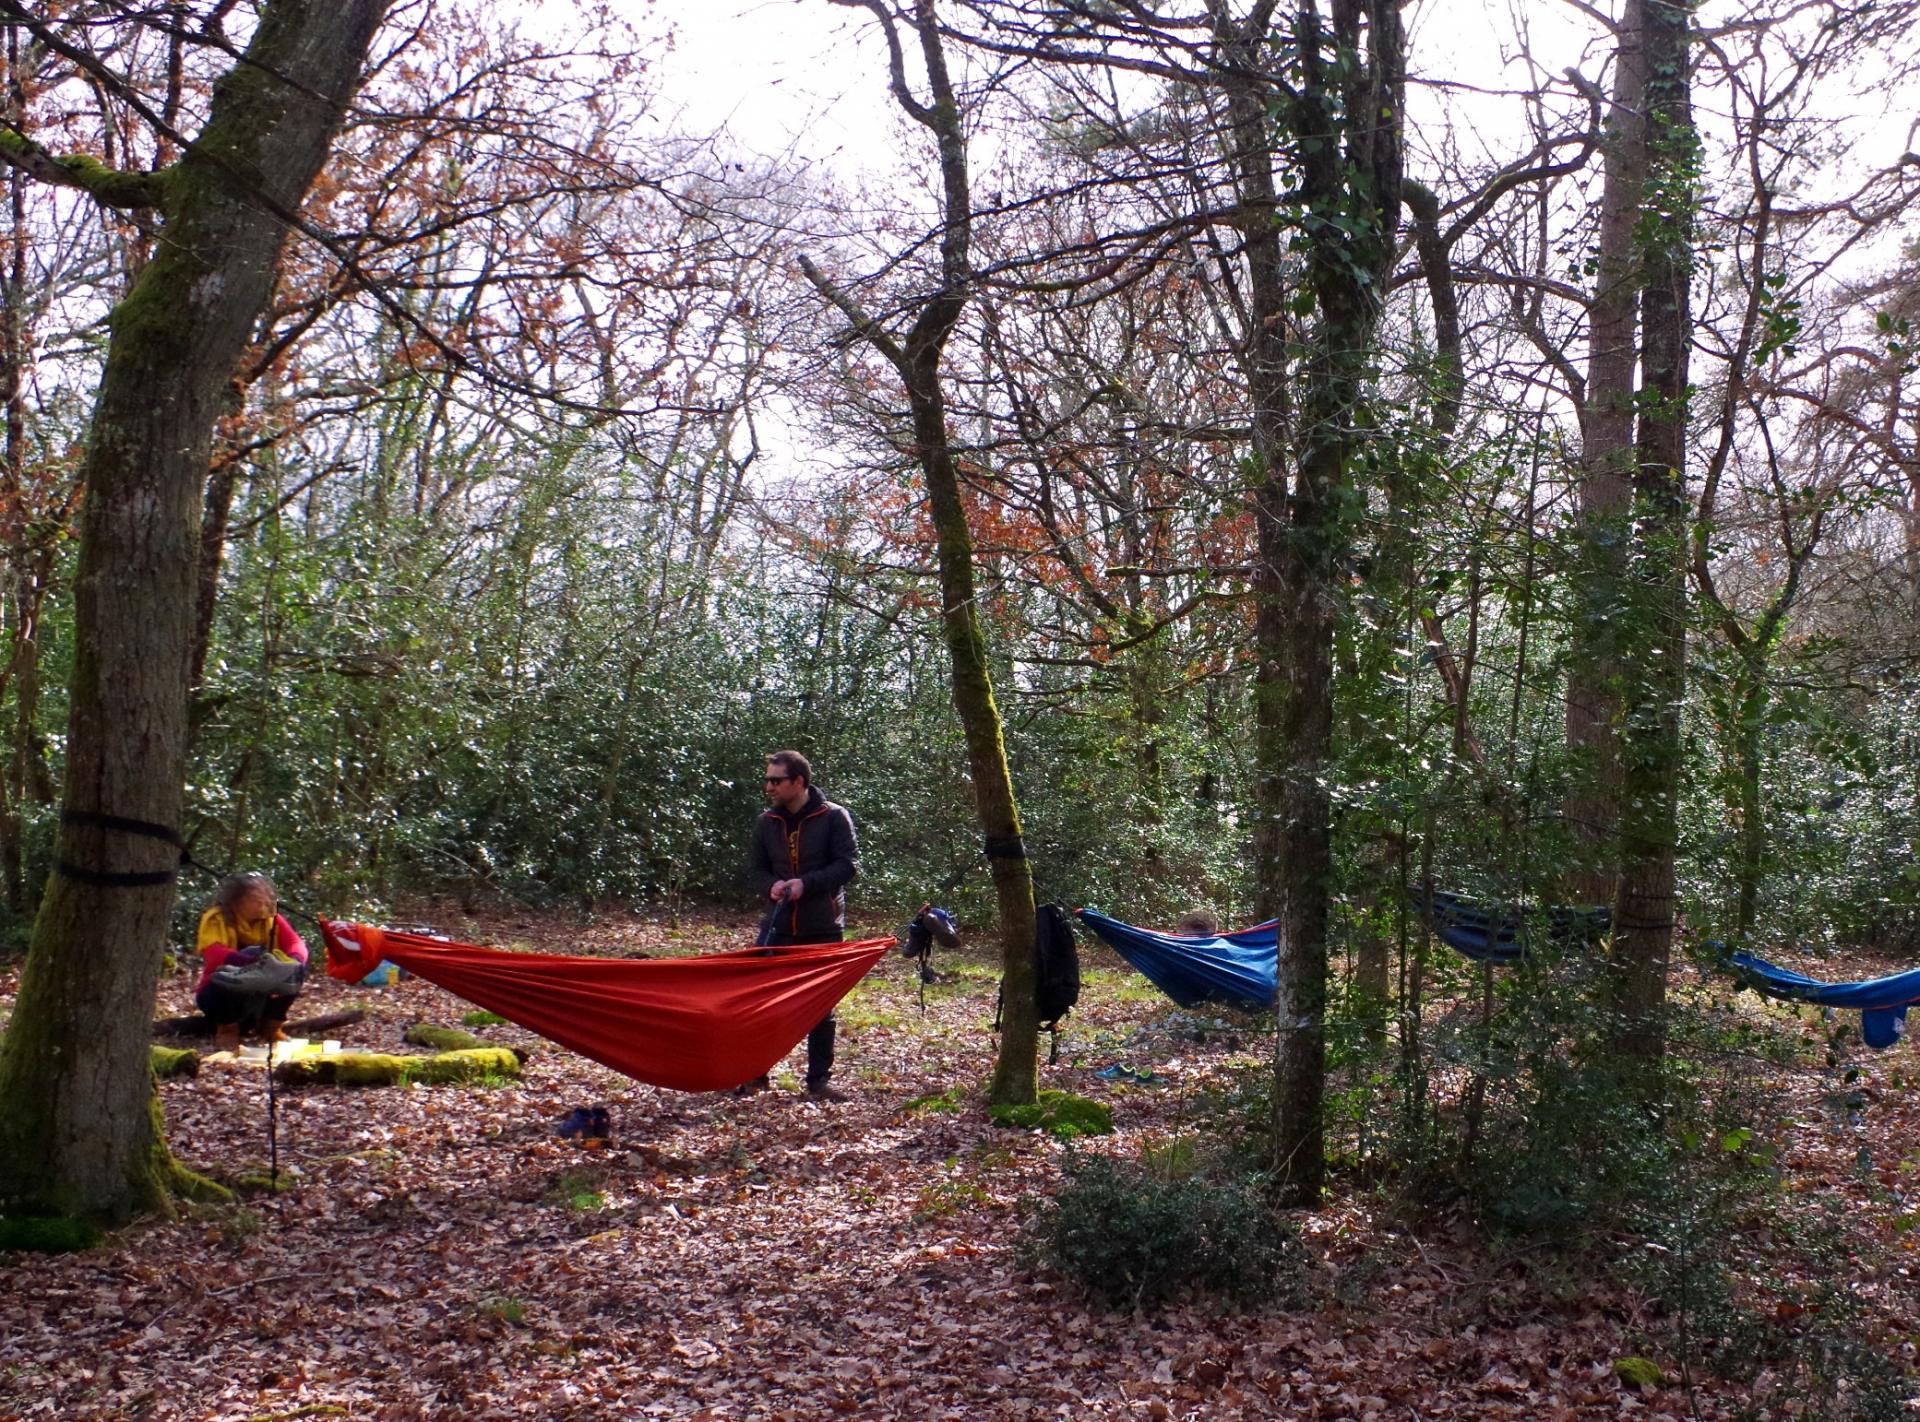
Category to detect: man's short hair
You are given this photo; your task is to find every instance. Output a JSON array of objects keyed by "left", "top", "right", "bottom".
[{"left": 766, "top": 750, "right": 812, "bottom": 787}]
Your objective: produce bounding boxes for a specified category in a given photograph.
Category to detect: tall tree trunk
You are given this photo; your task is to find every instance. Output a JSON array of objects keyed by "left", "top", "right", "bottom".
[
  {"left": 1, "top": 22, "right": 42, "bottom": 918},
  {"left": 0, "top": 0, "right": 391, "bottom": 1222},
  {"left": 1610, "top": 0, "right": 1694, "bottom": 1071},
  {"left": 805, "top": 0, "right": 1040, "bottom": 1103},
  {"left": 1565, "top": 2, "right": 1648, "bottom": 906},
  {"left": 1220, "top": 0, "right": 1404, "bottom": 1204}
]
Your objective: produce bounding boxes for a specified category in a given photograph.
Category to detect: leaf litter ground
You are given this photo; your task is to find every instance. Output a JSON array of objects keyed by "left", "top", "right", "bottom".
[{"left": 2, "top": 906, "right": 1917, "bottom": 1420}]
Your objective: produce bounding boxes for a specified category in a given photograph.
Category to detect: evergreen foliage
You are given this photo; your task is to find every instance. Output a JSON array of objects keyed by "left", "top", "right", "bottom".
[{"left": 1023, "top": 1151, "right": 1308, "bottom": 1311}]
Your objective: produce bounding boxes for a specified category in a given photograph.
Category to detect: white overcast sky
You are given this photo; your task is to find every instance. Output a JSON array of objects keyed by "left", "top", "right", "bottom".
[{"left": 620, "top": 0, "right": 1604, "bottom": 150}]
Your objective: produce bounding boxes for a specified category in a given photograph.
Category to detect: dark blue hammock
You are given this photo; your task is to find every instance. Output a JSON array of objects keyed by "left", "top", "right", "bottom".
[
  {"left": 1075, "top": 908, "right": 1277, "bottom": 1010},
  {"left": 1732, "top": 952, "right": 1920, "bottom": 1049},
  {"left": 1418, "top": 888, "right": 1612, "bottom": 963}
]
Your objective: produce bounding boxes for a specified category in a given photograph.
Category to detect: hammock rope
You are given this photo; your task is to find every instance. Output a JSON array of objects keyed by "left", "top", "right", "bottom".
[{"left": 320, "top": 921, "right": 892, "bottom": 1092}]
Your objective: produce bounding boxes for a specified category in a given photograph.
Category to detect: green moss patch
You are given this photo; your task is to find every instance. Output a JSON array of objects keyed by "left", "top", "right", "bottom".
[
  {"left": 989, "top": 1089, "right": 1114, "bottom": 1139},
  {"left": 403, "top": 1023, "right": 485, "bottom": 1051},
  {"left": 0, "top": 1214, "right": 104, "bottom": 1253}
]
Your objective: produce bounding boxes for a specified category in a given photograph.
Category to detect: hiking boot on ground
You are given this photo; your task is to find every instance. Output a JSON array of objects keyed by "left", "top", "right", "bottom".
[
  {"left": 805, "top": 1082, "right": 849, "bottom": 1103},
  {"left": 730, "top": 1075, "right": 771, "bottom": 1098}
]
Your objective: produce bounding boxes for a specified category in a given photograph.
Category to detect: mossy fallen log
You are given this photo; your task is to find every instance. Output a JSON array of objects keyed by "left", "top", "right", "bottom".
[
  {"left": 403, "top": 1023, "right": 488, "bottom": 1051},
  {"left": 274, "top": 1046, "right": 524, "bottom": 1088},
  {"left": 151, "top": 1045, "right": 200, "bottom": 1079}
]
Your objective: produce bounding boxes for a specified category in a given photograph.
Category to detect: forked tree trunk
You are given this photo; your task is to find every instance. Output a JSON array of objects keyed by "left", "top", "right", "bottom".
[{"left": 0, "top": 0, "right": 390, "bottom": 1222}]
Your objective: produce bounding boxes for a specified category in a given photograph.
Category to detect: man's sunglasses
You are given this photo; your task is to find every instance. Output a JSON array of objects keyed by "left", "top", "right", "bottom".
[{"left": 764, "top": 774, "right": 793, "bottom": 784}]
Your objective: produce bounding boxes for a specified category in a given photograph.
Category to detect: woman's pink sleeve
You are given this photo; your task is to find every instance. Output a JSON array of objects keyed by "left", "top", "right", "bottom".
[{"left": 277, "top": 915, "right": 309, "bottom": 964}]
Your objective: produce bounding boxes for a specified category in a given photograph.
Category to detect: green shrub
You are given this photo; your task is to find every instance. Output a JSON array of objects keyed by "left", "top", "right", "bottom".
[
  {"left": 1625, "top": 1189, "right": 1913, "bottom": 1421},
  {"left": 1023, "top": 1153, "right": 1307, "bottom": 1311}
]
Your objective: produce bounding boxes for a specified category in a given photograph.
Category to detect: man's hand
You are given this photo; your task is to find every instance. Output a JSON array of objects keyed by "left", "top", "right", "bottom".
[{"left": 770, "top": 878, "right": 804, "bottom": 903}]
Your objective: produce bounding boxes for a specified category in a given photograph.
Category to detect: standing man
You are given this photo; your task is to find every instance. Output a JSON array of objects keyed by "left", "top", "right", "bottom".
[{"left": 743, "top": 749, "right": 860, "bottom": 1101}]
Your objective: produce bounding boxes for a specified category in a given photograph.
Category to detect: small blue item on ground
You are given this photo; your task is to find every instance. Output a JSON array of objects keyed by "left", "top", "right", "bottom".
[{"left": 555, "top": 1105, "right": 612, "bottom": 1141}]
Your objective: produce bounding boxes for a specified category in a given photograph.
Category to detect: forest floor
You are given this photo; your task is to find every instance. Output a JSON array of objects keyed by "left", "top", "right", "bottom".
[{"left": 2, "top": 902, "right": 1918, "bottom": 1421}]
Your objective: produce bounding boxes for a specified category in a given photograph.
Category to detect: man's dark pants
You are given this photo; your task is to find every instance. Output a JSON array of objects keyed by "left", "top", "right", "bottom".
[{"left": 765, "top": 924, "right": 839, "bottom": 1087}]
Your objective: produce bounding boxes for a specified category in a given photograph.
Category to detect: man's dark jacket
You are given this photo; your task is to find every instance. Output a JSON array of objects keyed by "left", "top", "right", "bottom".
[{"left": 749, "top": 786, "right": 859, "bottom": 942}]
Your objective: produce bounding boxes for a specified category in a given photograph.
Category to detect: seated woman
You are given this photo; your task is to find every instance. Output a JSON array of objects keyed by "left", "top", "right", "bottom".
[{"left": 194, "top": 872, "right": 308, "bottom": 1053}]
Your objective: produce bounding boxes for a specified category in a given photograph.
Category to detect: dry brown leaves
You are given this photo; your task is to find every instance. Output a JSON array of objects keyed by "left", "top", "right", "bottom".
[{"left": 1, "top": 908, "right": 1914, "bottom": 1420}]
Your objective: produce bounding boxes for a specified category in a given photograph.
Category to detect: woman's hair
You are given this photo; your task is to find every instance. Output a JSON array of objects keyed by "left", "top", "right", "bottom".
[
  {"left": 1175, "top": 909, "right": 1221, "bottom": 936},
  {"left": 215, "top": 871, "right": 276, "bottom": 916}
]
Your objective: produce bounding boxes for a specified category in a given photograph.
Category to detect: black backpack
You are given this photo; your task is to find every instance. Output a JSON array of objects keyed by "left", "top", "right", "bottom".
[
  {"left": 993, "top": 902, "right": 1083, "bottom": 1062},
  {"left": 1035, "top": 903, "right": 1081, "bottom": 1026},
  {"left": 1034, "top": 902, "right": 1081, "bottom": 1060}
]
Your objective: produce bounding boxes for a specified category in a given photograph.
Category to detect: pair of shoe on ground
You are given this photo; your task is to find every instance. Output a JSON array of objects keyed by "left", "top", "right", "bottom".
[{"left": 730, "top": 1075, "right": 849, "bottom": 1103}]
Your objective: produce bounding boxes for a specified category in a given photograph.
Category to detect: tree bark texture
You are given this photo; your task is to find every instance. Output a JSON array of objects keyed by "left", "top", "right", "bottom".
[
  {"left": 0, "top": 0, "right": 391, "bottom": 1222},
  {"left": 809, "top": 0, "right": 1040, "bottom": 1103},
  {"left": 1224, "top": 0, "right": 1403, "bottom": 1204},
  {"left": 1564, "top": 1, "right": 1648, "bottom": 906},
  {"left": 1610, "top": 0, "right": 1694, "bottom": 1071}
]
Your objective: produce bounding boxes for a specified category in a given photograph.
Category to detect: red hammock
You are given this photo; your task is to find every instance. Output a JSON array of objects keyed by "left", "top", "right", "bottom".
[{"left": 319, "top": 921, "right": 892, "bottom": 1093}]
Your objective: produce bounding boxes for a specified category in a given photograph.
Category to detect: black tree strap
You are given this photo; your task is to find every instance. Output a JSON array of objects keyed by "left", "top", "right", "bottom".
[
  {"left": 54, "top": 808, "right": 186, "bottom": 888},
  {"left": 61, "top": 808, "right": 184, "bottom": 846},
  {"left": 982, "top": 833, "right": 1027, "bottom": 862},
  {"left": 53, "top": 860, "right": 179, "bottom": 888}
]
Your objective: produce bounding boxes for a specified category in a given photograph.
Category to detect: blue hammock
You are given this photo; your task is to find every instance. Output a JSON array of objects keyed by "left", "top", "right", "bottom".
[
  {"left": 1075, "top": 908, "right": 1277, "bottom": 1010},
  {"left": 1418, "top": 888, "right": 1612, "bottom": 963},
  {"left": 1732, "top": 952, "right": 1920, "bottom": 1049}
]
